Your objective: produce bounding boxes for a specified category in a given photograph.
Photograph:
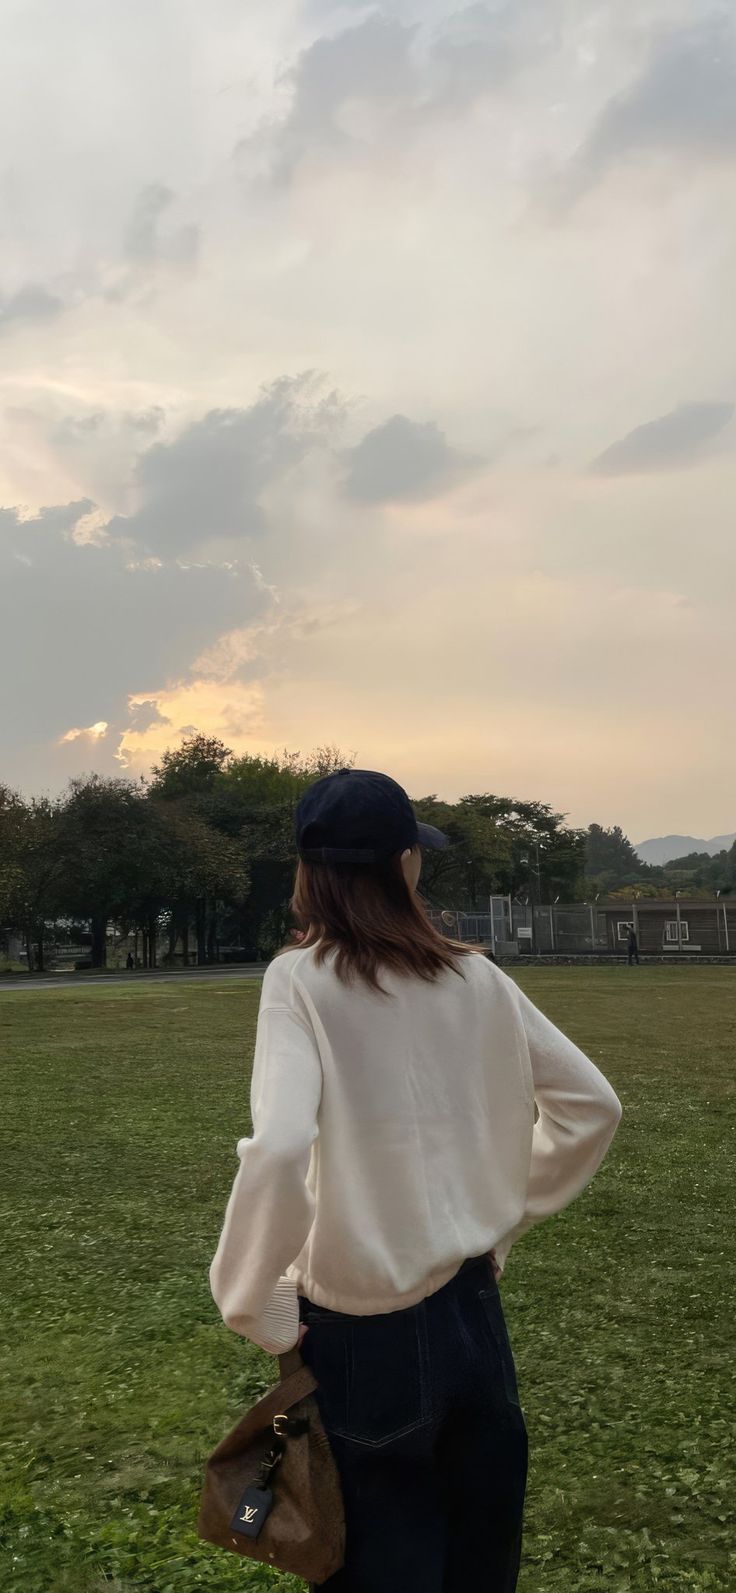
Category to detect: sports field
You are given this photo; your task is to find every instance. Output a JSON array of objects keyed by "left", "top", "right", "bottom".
[{"left": 1, "top": 967, "right": 733, "bottom": 1592}]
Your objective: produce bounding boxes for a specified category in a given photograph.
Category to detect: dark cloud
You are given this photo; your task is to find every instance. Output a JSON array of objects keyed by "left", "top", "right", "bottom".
[
  {"left": 248, "top": 14, "right": 415, "bottom": 183},
  {"left": 0, "top": 498, "right": 93, "bottom": 540},
  {"left": 342, "top": 413, "right": 479, "bottom": 503},
  {"left": 108, "top": 374, "right": 342, "bottom": 554},
  {"left": 590, "top": 401, "right": 734, "bottom": 476},
  {"left": 241, "top": 4, "right": 549, "bottom": 182},
  {"left": 127, "top": 700, "right": 170, "bottom": 732},
  {"left": 0, "top": 282, "right": 65, "bottom": 330},
  {"left": 0, "top": 499, "right": 260, "bottom": 763},
  {"left": 123, "top": 182, "right": 200, "bottom": 266},
  {"left": 567, "top": 16, "right": 736, "bottom": 202}
]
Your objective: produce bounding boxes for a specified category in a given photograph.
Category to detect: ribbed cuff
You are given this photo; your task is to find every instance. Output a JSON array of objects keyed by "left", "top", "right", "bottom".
[{"left": 240, "top": 1277, "right": 300, "bottom": 1354}]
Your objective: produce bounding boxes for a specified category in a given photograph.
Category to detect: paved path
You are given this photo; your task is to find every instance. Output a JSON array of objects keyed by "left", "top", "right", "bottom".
[{"left": 0, "top": 964, "right": 268, "bottom": 994}]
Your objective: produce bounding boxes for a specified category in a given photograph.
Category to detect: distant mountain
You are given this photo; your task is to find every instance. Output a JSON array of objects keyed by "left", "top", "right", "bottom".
[{"left": 636, "top": 833, "right": 736, "bottom": 866}]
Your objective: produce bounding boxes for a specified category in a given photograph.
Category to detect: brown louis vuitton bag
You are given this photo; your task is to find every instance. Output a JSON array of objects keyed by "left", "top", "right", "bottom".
[{"left": 197, "top": 1347, "right": 345, "bottom": 1584}]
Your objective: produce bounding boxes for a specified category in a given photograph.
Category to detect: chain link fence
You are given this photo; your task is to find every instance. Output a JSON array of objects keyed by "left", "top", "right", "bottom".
[{"left": 427, "top": 898, "right": 736, "bottom": 956}]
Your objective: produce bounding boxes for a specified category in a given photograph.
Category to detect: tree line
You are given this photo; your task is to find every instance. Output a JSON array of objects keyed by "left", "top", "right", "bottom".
[{"left": 1, "top": 735, "right": 733, "bottom": 971}]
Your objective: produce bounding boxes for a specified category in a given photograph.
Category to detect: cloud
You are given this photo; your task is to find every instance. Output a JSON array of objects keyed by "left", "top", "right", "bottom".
[
  {"left": 117, "top": 680, "right": 266, "bottom": 770},
  {"left": 341, "top": 413, "right": 479, "bottom": 503},
  {"left": 37, "top": 404, "right": 170, "bottom": 512},
  {"left": 3, "top": 2, "right": 736, "bottom": 835},
  {"left": 59, "top": 720, "right": 109, "bottom": 744},
  {"left": 123, "top": 182, "right": 199, "bottom": 266},
  {"left": 53, "top": 407, "right": 165, "bottom": 446},
  {"left": 0, "top": 282, "right": 64, "bottom": 330},
  {"left": 107, "top": 374, "right": 343, "bottom": 555},
  {"left": 0, "top": 374, "right": 351, "bottom": 783},
  {"left": 590, "top": 401, "right": 734, "bottom": 476},
  {"left": 0, "top": 499, "right": 263, "bottom": 772},
  {"left": 54, "top": 412, "right": 105, "bottom": 441},
  {"left": 114, "top": 590, "right": 361, "bottom": 770},
  {"left": 245, "top": 14, "right": 416, "bottom": 183},
  {"left": 0, "top": 498, "right": 94, "bottom": 540},
  {"left": 124, "top": 407, "right": 165, "bottom": 434},
  {"left": 241, "top": 4, "right": 551, "bottom": 182},
  {"left": 427, "top": 0, "right": 556, "bottom": 111},
  {"left": 126, "top": 700, "right": 170, "bottom": 733},
  {"left": 567, "top": 15, "right": 736, "bottom": 201},
  {"left": 71, "top": 507, "right": 110, "bottom": 545}
]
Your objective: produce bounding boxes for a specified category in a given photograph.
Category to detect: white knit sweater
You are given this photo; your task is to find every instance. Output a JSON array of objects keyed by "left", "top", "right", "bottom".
[{"left": 209, "top": 947, "right": 621, "bottom": 1352}]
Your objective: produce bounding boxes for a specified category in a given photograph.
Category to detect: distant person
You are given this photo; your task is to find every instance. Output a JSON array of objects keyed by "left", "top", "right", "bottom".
[
  {"left": 627, "top": 925, "right": 640, "bottom": 965},
  {"left": 210, "top": 768, "right": 622, "bottom": 1592},
  {"left": 126, "top": 951, "right": 135, "bottom": 970}
]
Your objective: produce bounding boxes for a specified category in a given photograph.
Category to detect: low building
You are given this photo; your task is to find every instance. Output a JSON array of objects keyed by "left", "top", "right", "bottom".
[
  {"left": 598, "top": 899, "right": 733, "bottom": 956},
  {"left": 428, "top": 897, "right": 735, "bottom": 956}
]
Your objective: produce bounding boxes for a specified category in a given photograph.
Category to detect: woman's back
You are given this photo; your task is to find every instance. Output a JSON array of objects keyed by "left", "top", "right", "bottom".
[
  {"left": 269, "top": 945, "right": 533, "bottom": 1312},
  {"left": 211, "top": 938, "right": 619, "bottom": 1341}
]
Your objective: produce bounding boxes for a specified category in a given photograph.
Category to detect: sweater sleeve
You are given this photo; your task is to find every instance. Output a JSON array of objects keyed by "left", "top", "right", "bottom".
[
  {"left": 209, "top": 992, "right": 322, "bottom": 1351},
  {"left": 493, "top": 984, "right": 622, "bottom": 1270}
]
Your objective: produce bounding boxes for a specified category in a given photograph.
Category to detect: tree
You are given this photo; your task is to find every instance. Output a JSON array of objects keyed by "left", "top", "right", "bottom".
[
  {"left": 54, "top": 777, "right": 158, "bottom": 966},
  {"left": 0, "top": 785, "right": 25, "bottom": 927},
  {"left": 150, "top": 733, "right": 232, "bottom": 799},
  {"left": 152, "top": 742, "right": 356, "bottom": 962},
  {"left": 147, "top": 798, "right": 250, "bottom": 966},
  {"left": 0, "top": 788, "right": 64, "bottom": 971},
  {"left": 458, "top": 796, "right": 586, "bottom": 903},
  {"left": 412, "top": 797, "right": 513, "bottom": 908},
  {"left": 584, "top": 824, "right": 646, "bottom": 895},
  {"left": 658, "top": 847, "right": 735, "bottom": 897},
  {"left": 218, "top": 748, "right": 355, "bottom": 958}
]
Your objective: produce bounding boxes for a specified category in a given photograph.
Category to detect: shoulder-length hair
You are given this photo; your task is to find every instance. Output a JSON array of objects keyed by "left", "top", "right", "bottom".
[{"left": 289, "top": 853, "right": 477, "bottom": 992}]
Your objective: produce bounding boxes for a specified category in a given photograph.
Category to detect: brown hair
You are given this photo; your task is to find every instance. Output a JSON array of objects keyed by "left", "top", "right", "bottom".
[{"left": 289, "top": 852, "right": 477, "bottom": 992}]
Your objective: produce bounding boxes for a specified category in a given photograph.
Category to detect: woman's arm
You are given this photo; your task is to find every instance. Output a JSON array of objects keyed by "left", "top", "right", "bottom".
[
  {"left": 494, "top": 984, "right": 622, "bottom": 1269},
  {"left": 209, "top": 993, "right": 322, "bottom": 1349}
]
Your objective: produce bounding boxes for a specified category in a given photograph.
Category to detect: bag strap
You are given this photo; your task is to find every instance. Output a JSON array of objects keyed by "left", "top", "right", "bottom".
[{"left": 278, "top": 1346, "right": 303, "bottom": 1381}]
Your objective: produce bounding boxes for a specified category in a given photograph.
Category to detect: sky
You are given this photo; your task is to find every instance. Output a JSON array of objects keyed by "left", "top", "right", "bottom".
[{"left": 1, "top": 0, "right": 734, "bottom": 842}]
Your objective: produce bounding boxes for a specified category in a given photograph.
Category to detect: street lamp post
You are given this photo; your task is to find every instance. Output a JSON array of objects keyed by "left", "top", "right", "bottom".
[
  {"left": 521, "top": 842, "right": 543, "bottom": 953},
  {"left": 488, "top": 895, "right": 497, "bottom": 957}
]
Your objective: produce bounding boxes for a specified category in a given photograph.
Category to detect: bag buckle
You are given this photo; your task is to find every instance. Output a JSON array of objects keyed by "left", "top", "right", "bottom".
[{"left": 273, "top": 1413, "right": 309, "bottom": 1439}]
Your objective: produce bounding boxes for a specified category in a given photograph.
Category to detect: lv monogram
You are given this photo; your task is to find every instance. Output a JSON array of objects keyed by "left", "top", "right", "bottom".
[{"left": 230, "top": 1484, "right": 274, "bottom": 1538}]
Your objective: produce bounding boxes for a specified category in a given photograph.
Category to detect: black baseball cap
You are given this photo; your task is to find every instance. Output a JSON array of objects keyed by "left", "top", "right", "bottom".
[{"left": 296, "top": 769, "right": 450, "bottom": 864}]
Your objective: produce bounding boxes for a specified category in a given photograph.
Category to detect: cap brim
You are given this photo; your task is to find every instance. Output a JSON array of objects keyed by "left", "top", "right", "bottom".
[{"left": 416, "top": 822, "right": 450, "bottom": 850}]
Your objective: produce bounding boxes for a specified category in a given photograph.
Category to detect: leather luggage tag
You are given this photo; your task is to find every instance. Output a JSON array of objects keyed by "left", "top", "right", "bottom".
[{"left": 230, "top": 1485, "right": 274, "bottom": 1539}]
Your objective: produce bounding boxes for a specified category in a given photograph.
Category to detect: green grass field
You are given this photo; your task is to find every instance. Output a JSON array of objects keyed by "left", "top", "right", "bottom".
[{"left": 1, "top": 967, "right": 734, "bottom": 1592}]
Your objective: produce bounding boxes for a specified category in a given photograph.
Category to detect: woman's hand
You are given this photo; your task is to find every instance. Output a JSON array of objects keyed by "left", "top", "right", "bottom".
[{"left": 297, "top": 1323, "right": 309, "bottom": 1347}]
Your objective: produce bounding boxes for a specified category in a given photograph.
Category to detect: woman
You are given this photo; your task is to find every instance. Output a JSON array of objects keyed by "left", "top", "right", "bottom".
[{"left": 210, "top": 768, "right": 621, "bottom": 1591}]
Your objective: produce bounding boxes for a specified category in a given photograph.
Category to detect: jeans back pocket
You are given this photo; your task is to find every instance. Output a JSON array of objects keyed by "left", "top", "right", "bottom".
[{"left": 305, "top": 1305, "right": 430, "bottom": 1448}]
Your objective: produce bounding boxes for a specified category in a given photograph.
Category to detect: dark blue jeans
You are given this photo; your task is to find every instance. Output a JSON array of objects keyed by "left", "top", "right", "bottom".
[{"left": 300, "top": 1255, "right": 528, "bottom": 1591}]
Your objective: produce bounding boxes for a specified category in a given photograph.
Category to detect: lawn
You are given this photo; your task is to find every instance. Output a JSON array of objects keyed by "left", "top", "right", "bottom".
[{"left": 1, "top": 967, "right": 734, "bottom": 1592}]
